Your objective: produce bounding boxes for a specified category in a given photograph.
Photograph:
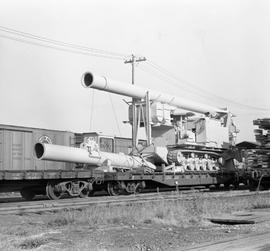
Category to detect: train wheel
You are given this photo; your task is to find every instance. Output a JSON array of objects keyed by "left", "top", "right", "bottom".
[
  {"left": 20, "top": 189, "right": 35, "bottom": 201},
  {"left": 78, "top": 181, "right": 93, "bottom": 198},
  {"left": 107, "top": 182, "right": 123, "bottom": 196},
  {"left": 46, "top": 181, "right": 63, "bottom": 200},
  {"left": 125, "top": 182, "right": 139, "bottom": 194},
  {"left": 88, "top": 190, "right": 95, "bottom": 197},
  {"left": 79, "top": 188, "right": 90, "bottom": 198},
  {"left": 223, "top": 183, "right": 232, "bottom": 190}
]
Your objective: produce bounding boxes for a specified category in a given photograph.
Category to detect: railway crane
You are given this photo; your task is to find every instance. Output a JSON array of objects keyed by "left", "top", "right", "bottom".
[
  {"left": 80, "top": 71, "right": 239, "bottom": 172},
  {"left": 34, "top": 71, "right": 241, "bottom": 197}
]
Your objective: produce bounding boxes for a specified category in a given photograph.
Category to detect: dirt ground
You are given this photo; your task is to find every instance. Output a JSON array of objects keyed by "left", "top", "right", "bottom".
[
  {"left": 0, "top": 209, "right": 270, "bottom": 251},
  {"left": 2, "top": 192, "right": 270, "bottom": 250}
]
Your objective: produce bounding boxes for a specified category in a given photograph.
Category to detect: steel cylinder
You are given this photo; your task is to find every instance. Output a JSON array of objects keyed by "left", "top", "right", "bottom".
[
  {"left": 35, "top": 143, "right": 156, "bottom": 170},
  {"left": 82, "top": 72, "right": 227, "bottom": 115}
]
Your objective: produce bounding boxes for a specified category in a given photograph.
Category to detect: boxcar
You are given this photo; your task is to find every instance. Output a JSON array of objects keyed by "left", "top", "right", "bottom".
[
  {"left": 0, "top": 124, "right": 81, "bottom": 198},
  {"left": 75, "top": 132, "right": 147, "bottom": 154},
  {"left": 0, "top": 124, "right": 75, "bottom": 171}
]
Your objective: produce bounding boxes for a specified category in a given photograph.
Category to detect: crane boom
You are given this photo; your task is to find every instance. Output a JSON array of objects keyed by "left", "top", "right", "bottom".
[{"left": 82, "top": 72, "right": 227, "bottom": 115}]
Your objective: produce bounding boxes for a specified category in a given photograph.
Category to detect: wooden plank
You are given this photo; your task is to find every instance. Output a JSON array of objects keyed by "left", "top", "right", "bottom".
[
  {"left": 208, "top": 209, "right": 270, "bottom": 225},
  {"left": 43, "top": 171, "right": 61, "bottom": 179},
  {"left": 4, "top": 172, "right": 24, "bottom": 180},
  {"left": 0, "top": 170, "right": 101, "bottom": 180},
  {"left": 24, "top": 171, "right": 42, "bottom": 179},
  {"left": 77, "top": 171, "right": 93, "bottom": 178},
  {"left": 209, "top": 218, "right": 255, "bottom": 224},
  {"left": 60, "top": 171, "right": 76, "bottom": 179}
]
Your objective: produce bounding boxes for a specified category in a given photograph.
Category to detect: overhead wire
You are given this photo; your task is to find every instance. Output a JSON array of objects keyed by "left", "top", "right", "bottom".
[
  {"left": 137, "top": 63, "right": 239, "bottom": 112},
  {"left": 0, "top": 25, "right": 126, "bottom": 57},
  {"left": 0, "top": 26, "right": 129, "bottom": 136},
  {"left": 147, "top": 60, "right": 270, "bottom": 111},
  {"left": 90, "top": 89, "right": 95, "bottom": 131},
  {"left": 0, "top": 25, "right": 127, "bottom": 60},
  {"left": 144, "top": 60, "right": 270, "bottom": 112},
  {"left": 108, "top": 93, "right": 122, "bottom": 136},
  {"left": 1, "top": 25, "right": 269, "bottom": 113},
  {"left": 139, "top": 63, "right": 230, "bottom": 107},
  {"left": 0, "top": 33, "right": 123, "bottom": 60},
  {"left": 137, "top": 63, "right": 207, "bottom": 98}
]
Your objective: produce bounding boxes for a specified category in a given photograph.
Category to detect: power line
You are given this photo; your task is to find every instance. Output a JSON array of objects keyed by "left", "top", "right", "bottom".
[
  {"left": 1, "top": 26, "right": 269, "bottom": 112},
  {"left": 147, "top": 60, "right": 270, "bottom": 111},
  {"left": 145, "top": 61, "right": 231, "bottom": 99},
  {"left": 145, "top": 60, "right": 270, "bottom": 111},
  {"left": 137, "top": 64, "right": 205, "bottom": 97},
  {"left": 0, "top": 34, "right": 123, "bottom": 60},
  {"left": 108, "top": 93, "right": 122, "bottom": 136},
  {"left": 0, "top": 25, "right": 127, "bottom": 60},
  {"left": 0, "top": 25, "right": 126, "bottom": 58},
  {"left": 90, "top": 89, "right": 95, "bottom": 131}
]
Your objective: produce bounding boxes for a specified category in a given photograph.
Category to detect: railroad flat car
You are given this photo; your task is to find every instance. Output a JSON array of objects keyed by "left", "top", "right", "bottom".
[
  {"left": 0, "top": 125, "right": 148, "bottom": 200},
  {"left": 0, "top": 124, "right": 240, "bottom": 200}
]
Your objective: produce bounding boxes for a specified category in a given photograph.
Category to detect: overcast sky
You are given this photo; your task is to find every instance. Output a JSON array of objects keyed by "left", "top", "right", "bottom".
[{"left": 0, "top": 0, "right": 269, "bottom": 142}]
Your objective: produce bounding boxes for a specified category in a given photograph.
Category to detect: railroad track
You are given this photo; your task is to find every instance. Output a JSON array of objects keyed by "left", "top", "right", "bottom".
[{"left": 0, "top": 190, "right": 269, "bottom": 215}]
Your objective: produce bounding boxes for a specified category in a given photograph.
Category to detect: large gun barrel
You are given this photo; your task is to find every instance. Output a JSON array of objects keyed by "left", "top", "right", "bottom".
[
  {"left": 82, "top": 72, "right": 227, "bottom": 115},
  {"left": 34, "top": 143, "right": 156, "bottom": 171}
]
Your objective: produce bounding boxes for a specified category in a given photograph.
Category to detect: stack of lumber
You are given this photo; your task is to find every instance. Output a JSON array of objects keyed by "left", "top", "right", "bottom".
[
  {"left": 248, "top": 118, "right": 270, "bottom": 168},
  {"left": 253, "top": 118, "right": 270, "bottom": 147}
]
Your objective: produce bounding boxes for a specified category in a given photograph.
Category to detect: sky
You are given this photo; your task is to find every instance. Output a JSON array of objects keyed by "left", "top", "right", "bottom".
[{"left": 0, "top": 0, "right": 269, "bottom": 142}]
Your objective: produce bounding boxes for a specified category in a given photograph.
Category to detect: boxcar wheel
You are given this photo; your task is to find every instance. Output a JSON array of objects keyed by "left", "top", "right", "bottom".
[
  {"left": 46, "top": 181, "right": 63, "bottom": 200},
  {"left": 107, "top": 182, "right": 123, "bottom": 196},
  {"left": 20, "top": 189, "right": 35, "bottom": 201},
  {"left": 79, "top": 188, "right": 90, "bottom": 198},
  {"left": 88, "top": 190, "right": 95, "bottom": 197}
]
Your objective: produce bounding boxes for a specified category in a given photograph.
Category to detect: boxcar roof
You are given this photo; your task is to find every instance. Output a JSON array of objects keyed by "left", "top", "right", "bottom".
[{"left": 0, "top": 124, "right": 73, "bottom": 133}]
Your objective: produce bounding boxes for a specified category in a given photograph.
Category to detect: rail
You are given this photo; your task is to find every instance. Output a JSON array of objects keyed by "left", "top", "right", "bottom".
[{"left": 1, "top": 190, "right": 269, "bottom": 215}]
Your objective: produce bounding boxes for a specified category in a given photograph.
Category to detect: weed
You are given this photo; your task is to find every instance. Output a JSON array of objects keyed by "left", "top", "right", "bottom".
[
  {"left": 41, "top": 193, "right": 270, "bottom": 230},
  {"left": 4, "top": 225, "right": 29, "bottom": 236},
  {"left": 155, "top": 211, "right": 165, "bottom": 219},
  {"left": 143, "top": 219, "right": 152, "bottom": 224},
  {"left": 18, "top": 237, "right": 49, "bottom": 249},
  {"left": 47, "top": 216, "right": 70, "bottom": 227},
  {"left": 252, "top": 202, "right": 270, "bottom": 209},
  {"left": 109, "top": 216, "right": 121, "bottom": 224}
]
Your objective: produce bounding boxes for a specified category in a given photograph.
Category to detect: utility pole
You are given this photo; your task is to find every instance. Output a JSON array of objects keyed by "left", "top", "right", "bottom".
[
  {"left": 124, "top": 54, "right": 146, "bottom": 85},
  {"left": 124, "top": 54, "right": 146, "bottom": 151}
]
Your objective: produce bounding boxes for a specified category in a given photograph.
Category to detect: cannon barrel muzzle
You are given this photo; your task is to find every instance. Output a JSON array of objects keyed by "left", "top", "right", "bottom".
[
  {"left": 82, "top": 72, "right": 228, "bottom": 115},
  {"left": 35, "top": 143, "right": 156, "bottom": 170}
]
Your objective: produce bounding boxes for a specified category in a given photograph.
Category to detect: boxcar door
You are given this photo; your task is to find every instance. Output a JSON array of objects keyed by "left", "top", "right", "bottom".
[{"left": 1, "top": 129, "right": 33, "bottom": 170}]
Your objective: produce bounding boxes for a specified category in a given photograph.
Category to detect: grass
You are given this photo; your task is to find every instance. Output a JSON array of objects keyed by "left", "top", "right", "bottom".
[
  {"left": 18, "top": 237, "right": 49, "bottom": 249},
  {"left": 2, "top": 192, "right": 270, "bottom": 250},
  {"left": 43, "top": 193, "right": 270, "bottom": 229},
  {"left": 251, "top": 196, "right": 270, "bottom": 209},
  {"left": 47, "top": 215, "right": 71, "bottom": 227}
]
